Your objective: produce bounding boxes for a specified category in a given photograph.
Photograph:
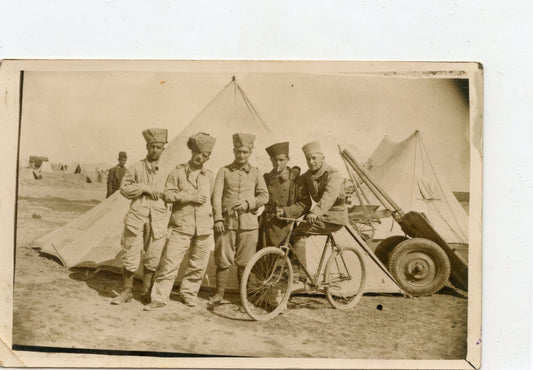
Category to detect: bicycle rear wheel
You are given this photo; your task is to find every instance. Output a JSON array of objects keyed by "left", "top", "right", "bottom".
[
  {"left": 240, "top": 247, "right": 293, "bottom": 321},
  {"left": 324, "top": 246, "right": 366, "bottom": 309}
]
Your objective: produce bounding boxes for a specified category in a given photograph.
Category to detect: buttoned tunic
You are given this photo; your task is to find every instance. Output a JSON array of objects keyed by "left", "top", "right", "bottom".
[
  {"left": 212, "top": 162, "right": 269, "bottom": 230},
  {"left": 164, "top": 163, "right": 214, "bottom": 236},
  {"left": 121, "top": 158, "right": 170, "bottom": 239},
  {"left": 299, "top": 162, "right": 349, "bottom": 225},
  {"left": 260, "top": 167, "right": 310, "bottom": 247}
]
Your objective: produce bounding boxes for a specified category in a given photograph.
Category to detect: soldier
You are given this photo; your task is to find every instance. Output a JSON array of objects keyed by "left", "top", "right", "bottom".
[
  {"left": 111, "top": 128, "right": 170, "bottom": 305},
  {"left": 210, "top": 133, "right": 269, "bottom": 305},
  {"left": 106, "top": 151, "right": 127, "bottom": 198},
  {"left": 260, "top": 142, "right": 309, "bottom": 249},
  {"left": 281, "top": 141, "right": 349, "bottom": 275},
  {"left": 144, "top": 132, "right": 216, "bottom": 310}
]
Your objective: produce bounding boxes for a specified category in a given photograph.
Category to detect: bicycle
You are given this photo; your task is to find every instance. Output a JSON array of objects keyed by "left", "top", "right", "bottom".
[{"left": 240, "top": 216, "right": 366, "bottom": 321}]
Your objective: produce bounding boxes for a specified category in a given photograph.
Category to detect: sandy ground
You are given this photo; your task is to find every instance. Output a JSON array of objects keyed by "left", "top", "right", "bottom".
[{"left": 12, "top": 171, "right": 468, "bottom": 359}]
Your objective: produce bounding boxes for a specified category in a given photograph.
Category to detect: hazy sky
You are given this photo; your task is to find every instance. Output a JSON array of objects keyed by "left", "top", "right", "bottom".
[{"left": 19, "top": 70, "right": 470, "bottom": 191}]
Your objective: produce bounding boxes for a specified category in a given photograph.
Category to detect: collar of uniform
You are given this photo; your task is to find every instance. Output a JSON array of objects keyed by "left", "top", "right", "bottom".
[
  {"left": 309, "top": 162, "right": 329, "bottom": 181},
  {"left": 228, "top": 162, "right": 251, "bottom": 173},
  {"left": 269, "top": 166, "right": 290, "bottom": 182},
  {"left": 182, "top": 161, "right": 207, "bottom": 176},
  {"left": 143, "top": 158, "right": 160, "bottom": 174}
]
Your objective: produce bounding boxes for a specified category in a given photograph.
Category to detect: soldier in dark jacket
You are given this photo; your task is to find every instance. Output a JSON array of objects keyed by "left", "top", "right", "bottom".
[
  {"left": 260, "top": 142, "right": 309, "bottom": 248},
  {"left": 107, "top": 151, "right": 127, "bottom": 198}
]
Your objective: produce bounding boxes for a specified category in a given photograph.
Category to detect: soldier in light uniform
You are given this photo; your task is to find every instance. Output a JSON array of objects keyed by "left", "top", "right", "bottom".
[
  {"left": 111, "top": 128, "right": 170, "bottom": 305},
  {"left": 210, "top": 133, "right": 269, "bottom": 304},
  {"left": 260, "top": 142, "right": 309, "bottom": 249},
  {"left": 106, "top": 151, "right": 127, "bottom": 198},
  {"left": 281, "top": 141, "right": 349, "bottom": 273},
  {"left": 144, "top": 132, "right": 216, "bottom": 310}
]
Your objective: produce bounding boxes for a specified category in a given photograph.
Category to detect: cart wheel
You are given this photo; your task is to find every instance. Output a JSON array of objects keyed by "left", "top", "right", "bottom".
[
  {"left": 324, "top": 246, "right": 366, "bottom": 309},
  {"left": 240, "top": 247, "right": 293, "bottom": 321},
  {"left": 374, "top": 235, "right": 408, "bottom": 265},
  {"left": 387, "top": 238, "right": 451, "bottom": 296}
]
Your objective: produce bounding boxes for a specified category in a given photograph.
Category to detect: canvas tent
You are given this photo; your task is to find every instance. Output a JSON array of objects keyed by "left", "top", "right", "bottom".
[
  {"left": 33, "top": 77, "right": 402, "bottom": 294},
  {"left": 362, "top": 131, "right": 469, "bottom": 244}
]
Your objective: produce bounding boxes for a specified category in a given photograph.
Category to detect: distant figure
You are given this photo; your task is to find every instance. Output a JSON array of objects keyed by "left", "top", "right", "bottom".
[
  {"left": 107, "top": 152, "right": 128, "bottom": 198},
  {"left": 111, "top": 129, "right": 170, "bottom": 305}
]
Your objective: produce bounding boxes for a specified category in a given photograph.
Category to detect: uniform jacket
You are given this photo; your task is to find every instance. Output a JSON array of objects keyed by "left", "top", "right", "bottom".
[
  {"left": 106, "top": 164, "right": 126, "bottom": 198},
  {"left": 120, "top": 158, "right": 170, "bottom": 239},
  {"left": 212, "top": 162, "right": 269, "bottom": 230},
  {"left": 163, "top": 163, "right": 214, "bottom": 236},
  {"left": 291, "top": 162, "right": 349, "bottom": 226},
  {"left": 263, "top": 166, "right": 310, "bottom": 218}
]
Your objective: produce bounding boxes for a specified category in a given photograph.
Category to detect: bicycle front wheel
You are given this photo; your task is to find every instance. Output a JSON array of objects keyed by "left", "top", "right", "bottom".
[
  {"left": 240, "top": 247, "right": 293, "bottom": 321},
  {"left": 324, "top": 246, "right": 366, "bottom": 309}
]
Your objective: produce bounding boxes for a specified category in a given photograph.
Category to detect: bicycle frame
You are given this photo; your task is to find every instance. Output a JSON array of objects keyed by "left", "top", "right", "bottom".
[{"left": 277, "top": 216, "right": 343, "bottom": 288}]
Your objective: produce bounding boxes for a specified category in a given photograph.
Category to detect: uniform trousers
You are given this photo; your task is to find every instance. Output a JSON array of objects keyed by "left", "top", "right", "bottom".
[
  {"left": 120, "top": 225, "right": 166, "bottom": 273},
  {"left": 151, "top": 229, "right": 211, "bottom": 303},
  {"left": 214, "top": 229, "right": 258, "bottom": 270}
]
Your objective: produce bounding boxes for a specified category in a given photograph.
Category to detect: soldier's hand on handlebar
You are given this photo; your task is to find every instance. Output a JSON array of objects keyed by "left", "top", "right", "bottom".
[
  {"left": 276, "top": 207, "right": 285, "bottom": 217},
  {"left": 214, "top": 220, "right": 225, "bottom": 233},
  {"left": 306, "top": 213, "right": 319, "bottom": 225}
]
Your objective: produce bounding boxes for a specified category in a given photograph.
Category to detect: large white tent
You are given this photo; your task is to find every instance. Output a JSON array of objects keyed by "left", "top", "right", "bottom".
[{"left": 32, "top": 78, "right": 401, "bottom": 294}]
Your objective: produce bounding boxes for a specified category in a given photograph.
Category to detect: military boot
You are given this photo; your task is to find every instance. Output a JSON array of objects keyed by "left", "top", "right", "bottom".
[
  {"left": 140, "top": 267, "right": 155, "bottom": 303},
  {"left": 209, "top": 267, "right": 229, "bottom": 305},
  {"left": 111, "top": 269, "right": 135, "bottom": 305}
]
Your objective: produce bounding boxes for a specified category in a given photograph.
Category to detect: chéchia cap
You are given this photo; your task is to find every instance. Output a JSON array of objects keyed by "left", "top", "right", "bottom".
[
  {"left": 302, "top": 141, "right": 323, "bottom": 157},
  {"left": 265, "top": 142, "right": 289, "bottom": 157},
  {"left": 187, "top": 132, "right": 216, "bottom": 152},
  {"left": 142, "top": 128, "right": 168, "bottom": 144},
  {"left": 118, "top": 151, "right": 127, "bottom": 159},
  {"left": 232, "top": 133, "right": 255, "bottom": 149}
]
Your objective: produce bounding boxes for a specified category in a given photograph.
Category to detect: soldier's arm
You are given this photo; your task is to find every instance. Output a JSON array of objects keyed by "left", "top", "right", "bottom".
[
  {"left": 119, "top": 165, "right": 143, "bottom": 199},
  {"left": 310, "top": 170, "right": 343, "bottom": 217},
  {"left": 162, "top": 169, "right": 183, "bottom": 203},
  {"left": 212, "top": 168, "right": 225, "bottom": 222},
  {"left": 283, "top": 175, "right": 311, "bottom": 218},
  {"left": 247, "top": 169, "right": 269, "bottom": 210}
]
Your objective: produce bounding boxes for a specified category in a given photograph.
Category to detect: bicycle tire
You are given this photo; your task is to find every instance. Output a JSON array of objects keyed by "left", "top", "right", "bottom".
[
  {"left": 324, "top": 246, "right": 366, "bottom": 310},
  {"left": 240, "top": 247, "right": 293, "bottom": 321}
]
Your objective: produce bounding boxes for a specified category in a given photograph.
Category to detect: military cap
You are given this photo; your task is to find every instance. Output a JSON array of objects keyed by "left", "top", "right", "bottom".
[
  {"left": 187, "top": 132, "right": 216, "bottom": 152},
  {"left": 302, "top": 141, "right": 323, "bottom": 157},
  {"left": 232, "top": 133, "right": 255, "bottom": 149},
  {"left": 265, "top": 142, "right": 289, "bottom": 157},
  {"left": 118, "top": 151, "right": 127, "bottom": 159},
  {"left": 142, "top": 128, "right": 168, "bottom": 144}
]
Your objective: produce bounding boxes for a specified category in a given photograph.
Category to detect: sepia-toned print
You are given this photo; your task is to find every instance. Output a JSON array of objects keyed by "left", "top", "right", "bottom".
[{"left": 0, "top": 60, "right": 482, "bottom": 368}]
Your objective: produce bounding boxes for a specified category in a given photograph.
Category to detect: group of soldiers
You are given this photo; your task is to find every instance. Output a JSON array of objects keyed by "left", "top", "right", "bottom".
[{"left": 106, "top": 128, "right": 348, "bottom": 310}]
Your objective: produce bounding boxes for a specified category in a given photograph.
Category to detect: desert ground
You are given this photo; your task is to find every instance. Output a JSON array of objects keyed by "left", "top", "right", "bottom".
[{"left": 12, "top": 169, "right": 468, "bottom": 359}]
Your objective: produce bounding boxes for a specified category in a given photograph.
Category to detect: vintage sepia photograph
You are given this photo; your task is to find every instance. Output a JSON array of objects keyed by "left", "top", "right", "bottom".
[{"left": 1, "top": 60, "right": 482, "bottom": 368}]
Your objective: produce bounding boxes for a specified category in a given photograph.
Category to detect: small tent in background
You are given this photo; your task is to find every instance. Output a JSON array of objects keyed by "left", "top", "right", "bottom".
[
  {"left": 33, "top": 77, "right": 401, "bottom": 294},
  {"left": 362, "top": 131, "right": 469, "bottom": 244},
  {"left": 39, "top": 161, "right": 54, "bottom": 173}
]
